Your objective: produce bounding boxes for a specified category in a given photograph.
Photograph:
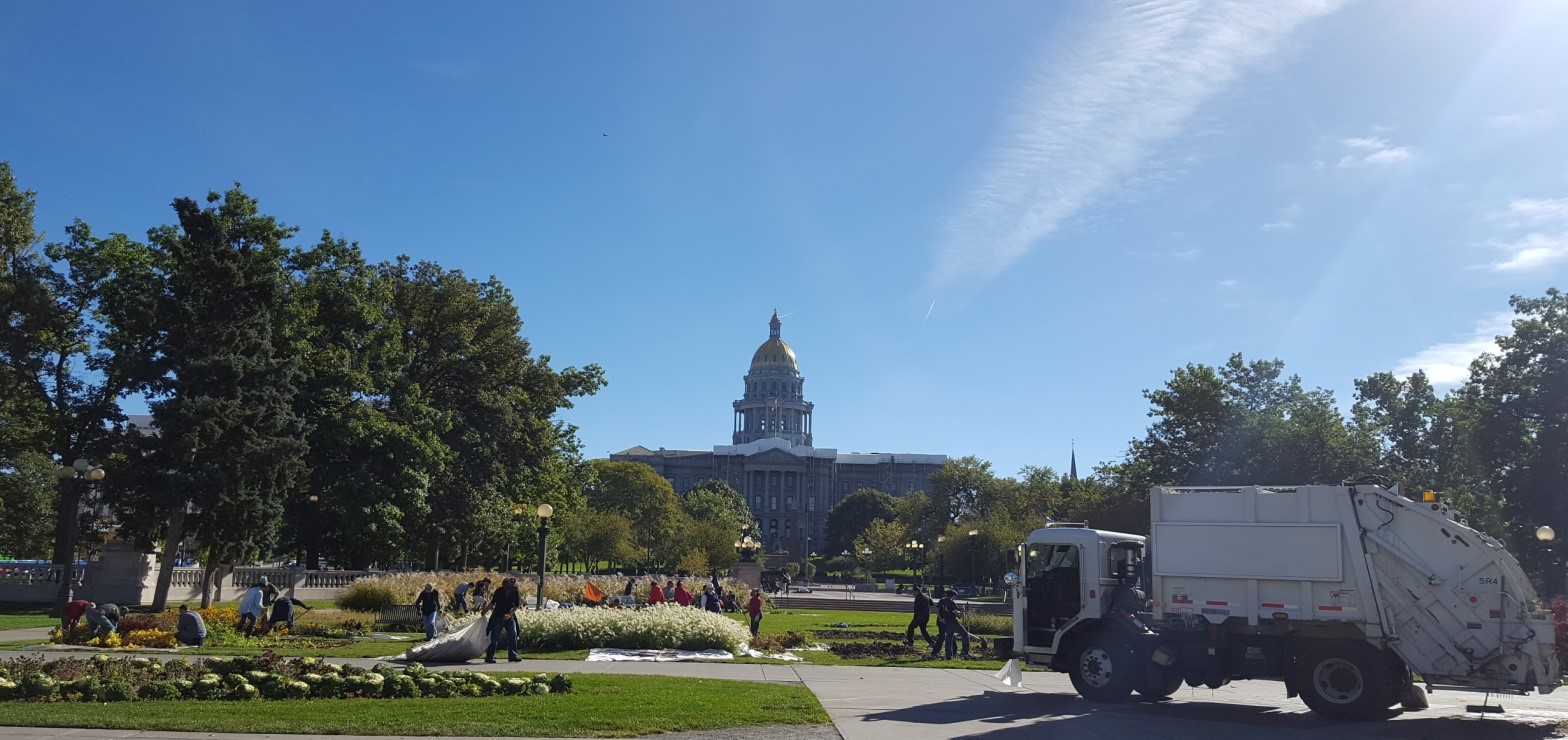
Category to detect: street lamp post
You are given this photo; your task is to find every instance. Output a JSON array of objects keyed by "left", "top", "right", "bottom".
[
  {"left": 935, "top": 535, "right": 946, "bottom": 592},
  {"left": 54, "top": 458, "right": 106, "bottom": 617},
  {"left": 535, "top": 504, "right": 553, "bottom": 610},
  {"left": 967, "top": 529, "right": 980, "bottom": 592},
  {"left": 906, "top": 540, "right": 926, "bottom": 584},
  {"left": 802, "top": 536, "right": 813, "bottom": 584}
]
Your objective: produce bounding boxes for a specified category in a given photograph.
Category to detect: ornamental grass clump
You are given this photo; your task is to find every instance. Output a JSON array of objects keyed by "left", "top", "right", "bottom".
[{"left": 513, "top": 603, "right": 749, "bottom": 652}]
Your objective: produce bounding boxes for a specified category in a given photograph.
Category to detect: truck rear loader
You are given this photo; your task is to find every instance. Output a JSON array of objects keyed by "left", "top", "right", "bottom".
[{"left": 1005, "top": 480, "right": 1562, "bottom": 719}]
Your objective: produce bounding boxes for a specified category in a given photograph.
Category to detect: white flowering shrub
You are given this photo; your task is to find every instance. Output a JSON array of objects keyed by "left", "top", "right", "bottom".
[{"left": 513, "top": 604, "right": 749, "bottom": 652}]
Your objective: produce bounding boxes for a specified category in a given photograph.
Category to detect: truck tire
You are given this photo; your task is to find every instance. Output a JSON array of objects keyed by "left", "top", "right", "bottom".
[
  {"left": 1295, "top": 642, "right": 1393, "bottom": 720},
  {"left": 1068, "top": 631, "right": 1135, "bottom": 702},
  {"left": 1136, "top": 663, "right": 1184, "bottom": 700}
]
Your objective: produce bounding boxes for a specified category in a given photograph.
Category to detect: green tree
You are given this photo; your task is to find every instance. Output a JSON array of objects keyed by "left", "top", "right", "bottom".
[
  {"left": 680, "top": 479, "right": 751, "bottom": 534},
  {"left": 130, "top": 188, "right": 310, "bottom": 602},
  {"left": 383, "top": 257, "right": 602, "bottom": 568},
  {"left": 0, "top": 164, "right": 146, "bottom": 570},
  {"left": 585, "top": 460, "right": 679, "bottom": 558},
  {"left": 0, "top": 452, "right": 56, "bottom": 558},
  {"left": 286, "top": 235, "right": 447, "bottom": 570},
  {"left": 927, "top": 457, "right": 998, "bottom": 524},
  {"left": 824, "top": 488, "right": 896, "bottom": 554},
  {"left": 557, "top": 508, "right": 637, "bottom": 572},
  {"left": 1105, "top": 354, "right": 1375, "bottom": 493},
  {"left": 852, "top": 518, "right": 908, "bottom": 575},
  {"left": 1469, "top": 288, "right": 1568, "bottom": 582}
]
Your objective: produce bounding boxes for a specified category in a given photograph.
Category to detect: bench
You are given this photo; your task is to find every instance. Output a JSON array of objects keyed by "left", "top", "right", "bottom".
[{"left": 376, "top": 605, "right": 423, "bottom": 627}]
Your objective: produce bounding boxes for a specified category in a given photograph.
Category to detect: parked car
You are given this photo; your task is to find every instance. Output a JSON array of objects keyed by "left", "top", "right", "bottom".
[{"left": 950, "top": 583, "right": 979, "bottom": 598}]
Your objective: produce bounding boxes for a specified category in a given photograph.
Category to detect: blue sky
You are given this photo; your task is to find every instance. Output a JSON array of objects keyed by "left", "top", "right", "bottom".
[{"left": 4, "top": 1, "right": 1566, "bottom": 480}]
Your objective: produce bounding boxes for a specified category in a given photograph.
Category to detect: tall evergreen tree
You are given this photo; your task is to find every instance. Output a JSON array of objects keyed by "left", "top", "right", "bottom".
[{"left": 126, "top": 188, "right": 309, "bottom": 601}]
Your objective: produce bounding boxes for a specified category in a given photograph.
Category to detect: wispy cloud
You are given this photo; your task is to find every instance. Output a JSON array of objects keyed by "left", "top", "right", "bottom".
[
  {"left": 1393, "top": 313, "right": 1514, "bottom": 386},
  {"left": 1481, "top": 196, "right": 1568, "bottom": 272},
  {"left": 930, "top": 0, "right": 1344, "bottom": 286},
  {"left": 1334, "top": 134, "right": 1415, "bottom": 168},
  {"left": 1261, "top": 204, "right": 1301, "bottom": 231},
  {"left": 1487, "top": 109, "right": 1555, "bottom": 133}
]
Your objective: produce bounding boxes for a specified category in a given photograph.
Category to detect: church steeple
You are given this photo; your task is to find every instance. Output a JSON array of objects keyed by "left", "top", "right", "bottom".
[{"left": 769, "top": 309, "right": 781, "bottom": 340}]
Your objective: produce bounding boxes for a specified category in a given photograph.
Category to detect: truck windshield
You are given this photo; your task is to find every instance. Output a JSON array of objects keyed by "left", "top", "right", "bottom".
[{"left": 1029, "top": 544, "right": 1078, "bottom": 575}]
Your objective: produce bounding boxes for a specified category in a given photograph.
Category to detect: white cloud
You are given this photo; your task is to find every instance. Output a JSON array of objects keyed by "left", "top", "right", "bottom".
[
  {"left": 1393, "top": 313, "right": 1514, "bottom": 387},
  {"left": 1487, "top": 109, "right": 1555, "bottom": 132},
  {"left": 1334, "top": 134, "right": 1415, "bottom": 168},
  {"left": 929, "top": 0, "right": 1344, "bottom": 286},
  {"left": 1502, "top": 197, "right": 1568, "bottom": 227},
  {"left": 1261, "top": 204, "right": 1301, "bottom": 231},
  {"left": 1341, "top": 136, "right": 1388, "bottom": 150},
  {"left": 1485, "top": 232, "right": 1568, "bottom": 272},
  {"left": 1218, "top": 279, "right": 1238, "bottom": 287},
  {"left": 1480, "top": 196, "right": 1568, "bottom": 272}
]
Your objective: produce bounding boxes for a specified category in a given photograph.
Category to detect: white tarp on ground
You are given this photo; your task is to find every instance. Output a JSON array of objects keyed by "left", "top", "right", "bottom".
[
  {"left": 389, "top": 618, "right": 490, "bottom": 663},
  {"left": 586, "top": 648, "right": 734, "bottom": 662},
  {"left": 995, "top": 658, "right": 1024, "bottom": 687}
]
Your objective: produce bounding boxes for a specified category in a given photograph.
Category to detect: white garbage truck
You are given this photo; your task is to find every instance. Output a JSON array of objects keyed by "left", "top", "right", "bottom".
[{"left": 1005, "top": 480, "right": 1562, "bottom": 719}]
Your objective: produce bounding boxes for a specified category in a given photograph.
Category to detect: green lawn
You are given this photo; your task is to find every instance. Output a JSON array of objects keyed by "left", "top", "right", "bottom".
[
  {"left": 0, "top": 674, "right": 827, "bottom": 737},
  {"left": 0, "top": 609, "right": 58, "bottom": 631}
]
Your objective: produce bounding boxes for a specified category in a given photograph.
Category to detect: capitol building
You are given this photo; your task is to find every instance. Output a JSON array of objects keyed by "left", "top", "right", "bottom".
[{"left": 611, "top": 312, "right": 947, "bottom": 557}]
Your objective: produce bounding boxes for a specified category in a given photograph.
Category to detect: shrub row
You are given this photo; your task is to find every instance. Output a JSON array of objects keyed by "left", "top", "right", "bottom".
[{"left": 0, "top": 653, "right": 569, "bottom": 703}]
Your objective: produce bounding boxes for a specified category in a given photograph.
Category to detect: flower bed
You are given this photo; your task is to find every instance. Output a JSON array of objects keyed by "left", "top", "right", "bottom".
[
  {"left": 48, "top": 605, "right": 373, "bottom": 651},
  {"left": 513, "top": 604, "right": 750, "bottom": 652},
  {"left": 0, "top": 653, "right": 570, "bottom": 702}
]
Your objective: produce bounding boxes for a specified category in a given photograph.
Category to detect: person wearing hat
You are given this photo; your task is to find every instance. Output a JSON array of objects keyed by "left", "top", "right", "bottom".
[{"left": 746, "top": 589, "right": 764, "bottom": 636}]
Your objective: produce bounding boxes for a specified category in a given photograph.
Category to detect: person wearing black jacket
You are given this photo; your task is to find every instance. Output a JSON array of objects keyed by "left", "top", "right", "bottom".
[
  {"left": 415, "top": 583, "right": 442, "bottom": 641},
  {"left": 483, "top": 577, "right": 522, "bottom": 663},
  {"left": 263, "top": 595, "right": 312, "bottom": 635},
  {"left": 905, "top": 586, "right": 934, "bottom": 647},
  {"left": 930, "top": 590, "right": 962, "bottom": 659}
]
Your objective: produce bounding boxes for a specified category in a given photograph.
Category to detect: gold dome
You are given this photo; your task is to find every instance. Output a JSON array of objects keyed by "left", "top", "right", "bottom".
[{"left": 751, "top": 338, "right": 798, "bottom": 370}]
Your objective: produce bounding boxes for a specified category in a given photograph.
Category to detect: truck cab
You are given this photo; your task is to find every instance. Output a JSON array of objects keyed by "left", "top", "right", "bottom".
[{"left": 1018, "top": 525, "right": 1148, "bottom": 668}]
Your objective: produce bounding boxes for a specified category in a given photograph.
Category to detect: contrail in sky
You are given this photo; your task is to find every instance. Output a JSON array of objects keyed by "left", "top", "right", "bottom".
[
  {"left": 930, "top": 0, "right": 1344, "bottom": 287},
  {"left": 924, "top": 300, "right": 937, "bottom": 323}
]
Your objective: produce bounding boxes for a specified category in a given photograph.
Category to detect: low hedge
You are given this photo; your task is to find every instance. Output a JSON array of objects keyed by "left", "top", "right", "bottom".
[{"left": 0, "top": 653, "right": 570, "bottom": 703}]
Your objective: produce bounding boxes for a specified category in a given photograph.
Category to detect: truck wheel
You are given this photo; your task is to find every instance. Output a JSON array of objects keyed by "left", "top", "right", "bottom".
[
  {"left": 1136, "top": 663, "right": 1184, "bottom": 700},
  {"left": 1069, "top": 632, "right": 1135, "bottom": 702},
  {"left": 1295, "top": 642, "right": 1393, "bottom": 720}
]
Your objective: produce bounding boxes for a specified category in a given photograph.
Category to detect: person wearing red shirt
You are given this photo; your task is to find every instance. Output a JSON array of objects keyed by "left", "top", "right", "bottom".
[
  {"left": 747, "top": 589, "right": 764, "bottom": 636},
  {"left": 647, "top": 582, "right": 665, "bottom": 605},
  {"left": 673, "top": 581, "right": 692, "bottom": 606},
  {"left": 61, "top": 599, "right": 90, "bottom": 631}
]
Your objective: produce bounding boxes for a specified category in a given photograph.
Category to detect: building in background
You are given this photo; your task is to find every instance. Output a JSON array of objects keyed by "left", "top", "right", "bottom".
[{"left": 612, "top": 312, "right": 947, "bottom": 556}]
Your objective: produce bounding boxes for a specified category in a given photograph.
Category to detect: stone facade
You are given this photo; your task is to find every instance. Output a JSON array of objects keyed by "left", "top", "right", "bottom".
[{"left": 611, "top": 312, "right": 947, "bottom": 557}]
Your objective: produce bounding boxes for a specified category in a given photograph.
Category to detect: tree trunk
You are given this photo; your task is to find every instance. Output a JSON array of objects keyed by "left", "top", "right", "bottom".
[
  {"left": 50, "top": 476, "right": 79, "bottom": 565},
  {"left": 149, "top": 505, "right": 187, "bottom": 612},
  {"left": 198, "top": 552, "right": 216, "bottom": 609}
]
